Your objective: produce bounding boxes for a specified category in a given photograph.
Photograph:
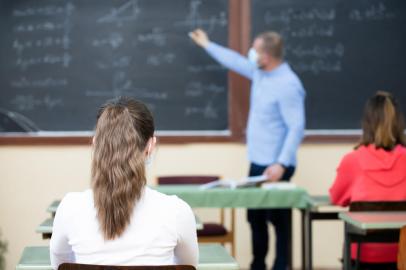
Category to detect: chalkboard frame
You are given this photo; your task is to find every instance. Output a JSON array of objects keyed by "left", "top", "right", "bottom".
[{"left": 0, "top": 0, "right": 363, "bottom": 145}]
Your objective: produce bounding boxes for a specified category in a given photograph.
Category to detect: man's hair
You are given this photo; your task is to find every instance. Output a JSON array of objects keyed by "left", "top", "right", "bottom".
[{"left": 257, "top": 31, "right": 284, "bottom": 59}]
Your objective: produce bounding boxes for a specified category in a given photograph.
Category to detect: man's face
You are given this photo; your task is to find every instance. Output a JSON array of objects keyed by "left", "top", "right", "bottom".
[{"left": 252, "top": 38, "right": 270, "bottom": 69}]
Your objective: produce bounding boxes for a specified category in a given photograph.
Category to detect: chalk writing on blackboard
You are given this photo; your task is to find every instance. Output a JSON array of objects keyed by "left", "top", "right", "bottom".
[
  {"left": 137, "top": 28, "right": 167, "bottom": 47},
  {"left": 175, "top": 0, "right": 227, "bottom": 32},
  {"left": 97, "top": 0, "right": 140, "bottom": 26},
  {"left": 92, "top": 32, "right": 124, "bottom": 49},
  {"left": 11, "top": 95, "right": 63, "bottom": 111},
  {"left": 185, "top": 102, "right": 218, "bottom": 119},
  {"left": 1, "top": 0, "right": 229, "bottom": 132},
  {"left": 349, "top": 3, "right": 396, "bottom": 21},
  {"left": 11, "top": 77, "right": 68, "bottom": 89}
]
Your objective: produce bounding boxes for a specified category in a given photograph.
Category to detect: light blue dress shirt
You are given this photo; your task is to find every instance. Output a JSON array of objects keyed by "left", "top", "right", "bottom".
[{"left": 205, "top": 42, "right": 306, "bottom": 166}]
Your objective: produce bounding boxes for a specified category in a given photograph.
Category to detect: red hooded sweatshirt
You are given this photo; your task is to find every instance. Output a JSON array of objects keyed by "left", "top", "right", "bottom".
[{"left": 329, "top": 144, "right": 406, "bottom": 263}]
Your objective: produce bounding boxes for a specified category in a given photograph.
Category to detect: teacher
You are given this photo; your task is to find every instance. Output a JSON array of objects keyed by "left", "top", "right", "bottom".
[{"left": 190, "top": 29, "right": 305, "bottom": 270}]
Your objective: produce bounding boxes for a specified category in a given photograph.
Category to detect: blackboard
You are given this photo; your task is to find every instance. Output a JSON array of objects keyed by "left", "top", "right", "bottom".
[
  {"left": 0, "top": 0, "right": 229, "bottom": 133},
  {"left": 252, "top": 0, "right": 406, "bottom": 132}
]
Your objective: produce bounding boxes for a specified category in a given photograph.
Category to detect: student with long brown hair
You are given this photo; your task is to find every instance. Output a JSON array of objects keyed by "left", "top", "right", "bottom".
[
  {"left": 50, "top": 97, "right": 198, "bottom": 269},
  {"left": 330, "top": 91, "right": 406, "bottom": 269}
]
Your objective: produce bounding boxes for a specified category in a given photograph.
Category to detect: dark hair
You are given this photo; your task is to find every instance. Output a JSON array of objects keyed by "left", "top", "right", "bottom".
[
  {"left": 92, "top": 97, "right": 154, "bottom": 240},
  {"left": 357, "top": 91, "right": 406, "bottom": 151},
  {"left": 257, "top": 31, "right": 284, "bottom": 59}
]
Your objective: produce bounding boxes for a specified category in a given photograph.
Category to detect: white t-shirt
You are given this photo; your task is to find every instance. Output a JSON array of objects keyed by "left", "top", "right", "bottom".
[{"left": 50, "top": 187, "right": 198, "bottom": 269}]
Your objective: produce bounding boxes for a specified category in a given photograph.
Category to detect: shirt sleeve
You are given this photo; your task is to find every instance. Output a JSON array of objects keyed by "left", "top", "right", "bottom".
[
  {"left": 174, "top": 199, "right": 198, "bottom": 267},
  {"left": 205, "top": 42, "right": 255, "bottom": 80},
  {"left": 50, "top": 195, "right": 75, "bottom": 270},
  {"left": 329, "top": 153, "right": 356, "bottom": 206},
  {"left": 276, "top": 84, "right": 306, "bottom": 167}
]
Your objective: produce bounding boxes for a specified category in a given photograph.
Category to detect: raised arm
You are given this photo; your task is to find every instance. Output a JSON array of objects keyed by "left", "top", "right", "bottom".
[{"left": 189, "top": 29, "right": 255, "bottom": 80}]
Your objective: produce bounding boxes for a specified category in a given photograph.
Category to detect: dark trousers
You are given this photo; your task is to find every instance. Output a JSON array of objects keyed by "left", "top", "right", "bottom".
[{"left": 247, "top": 163, "right": 295, "bottom": 270}]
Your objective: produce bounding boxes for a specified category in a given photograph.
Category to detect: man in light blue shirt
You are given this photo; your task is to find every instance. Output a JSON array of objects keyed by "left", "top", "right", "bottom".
[{"left": 190, "top": 29, "right": 305, "bottom": 270}]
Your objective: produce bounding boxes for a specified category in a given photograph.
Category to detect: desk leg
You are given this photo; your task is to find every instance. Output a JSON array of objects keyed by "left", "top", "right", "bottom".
[
  {"left": 301, "top": 208, "right": 313, "bottom": 270},
  {"left": 289, "top": 210, "right": 293, "bottom": 270},
  {"left": 343, "top": 223, "right": 351, "bottom": 270},
  {"left": 303, "top": 209, "right": 313, "bottom": 270},
  {"left": 301, "top": 209, "right": 306, "bottom": 270}
]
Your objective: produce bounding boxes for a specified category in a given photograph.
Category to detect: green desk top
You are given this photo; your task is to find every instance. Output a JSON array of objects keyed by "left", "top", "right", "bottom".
[
  {"left": 47, "top": 201, "right": 59, "bottom": 215},
  {"left": 47, "top": 185, "right": 309, "bottom": 211},
  {"left": 197, "top": 244, "right": 239, "bottom": 270},
  {"left": 153, "top": 185, "right": 308, "bottom": 209},
  {"left": 339, "top": 211, "right": 406, "bottom": 230},
  {"left": 16, "top": 246, "right": 50, "bottom": 270},
  {"left": 36, "top": 219, "right": 53, "bottom": 234},
  {"left": 16, "top": 244, "right": 239, "bottom": 270},
  {"left": 305, "top": 195, "right": 347, "bottom": 212},
  {"left": 305, "top": 195, "right": 331, "bottom": 208}
]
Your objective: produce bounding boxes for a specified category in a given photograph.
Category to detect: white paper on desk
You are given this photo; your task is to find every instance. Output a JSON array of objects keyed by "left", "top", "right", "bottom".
[
  {"left": 199, "top": 175, "right": 268, "bottom": 190},
  {"left": 199, "top": 179, "right": 233, "bottom": 190},
  {"left": 235, "top": 175, "right": 268, "bottom": 187},
  {"left": 261, "top": 182, "right": 297, "bottom": 190}
]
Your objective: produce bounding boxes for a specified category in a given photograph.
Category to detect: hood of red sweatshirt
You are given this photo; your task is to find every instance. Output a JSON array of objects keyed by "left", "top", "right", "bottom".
[{"left": 357, "top": 145, "right": 406, "bottom": 187}]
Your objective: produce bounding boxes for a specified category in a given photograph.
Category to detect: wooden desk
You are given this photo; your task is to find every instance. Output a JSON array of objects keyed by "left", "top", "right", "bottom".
[
  {"left": 16, "top": 244, "right": 239, "bottom": 270},
  {"left": 339, "top": 211, "right": 406, "bottom": 270}
]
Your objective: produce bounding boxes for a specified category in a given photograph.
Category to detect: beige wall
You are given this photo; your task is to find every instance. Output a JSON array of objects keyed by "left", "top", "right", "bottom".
[{"left": 0, "top": 142, "right": 353, "bottom": 270}]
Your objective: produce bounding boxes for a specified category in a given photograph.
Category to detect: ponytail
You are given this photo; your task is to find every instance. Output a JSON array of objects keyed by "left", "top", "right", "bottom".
[
  {"left": 375, "top": 92, "right": 396, "bottom": 148},
  {"left": 358, "top": 91, "right": 406, "bottom": 151},
  {"left": 92, "top": 97, "right": 154, "bottom": 240}
]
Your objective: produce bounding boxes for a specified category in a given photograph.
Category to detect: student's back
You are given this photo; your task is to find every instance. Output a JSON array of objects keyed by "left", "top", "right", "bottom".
[
  {"left": 50, "top": 97, "right": 198, "bottom": 269},
  {"left": 51, "top": 187, "right": 196, "bottom": 267},
  {"left": 330, "top": 144, "right": 406, "bottom": 205},
  {"left": 329, "top": 91, "right": 406, "bottom": 265}
]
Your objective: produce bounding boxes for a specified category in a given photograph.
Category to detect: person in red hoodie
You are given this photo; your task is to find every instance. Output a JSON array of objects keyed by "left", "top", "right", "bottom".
[{"left": 329, "top": 91, "right": 406, "bottom": 269}]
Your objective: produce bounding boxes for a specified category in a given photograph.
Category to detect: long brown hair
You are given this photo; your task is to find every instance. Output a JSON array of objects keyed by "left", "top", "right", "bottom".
[
  {"left": 357, "top": 91, "right": 406, "bottom": 151},
  {"left": 91, "top": 97, "right": 154, "bottom": 240}
]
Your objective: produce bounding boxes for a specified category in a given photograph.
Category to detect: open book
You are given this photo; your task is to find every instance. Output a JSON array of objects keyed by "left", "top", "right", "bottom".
[{"left": 199, "top": 175, "right": 269, "bottom": 190}]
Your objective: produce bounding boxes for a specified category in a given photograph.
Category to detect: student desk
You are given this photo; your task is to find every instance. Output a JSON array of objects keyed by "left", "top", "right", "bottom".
[
  {"left": 154, "top": 185, "right": 308, "bottom": 270},
  {"left": 153, "top": 185, "right": 308, "bottom": 208},
  {"left": 47, "top": 201, "right": 59, "bottom": 217},
  {"left": 47, "top": 185, "right": 308, "bottom": 211},
  {"left": 36, "top": 218, "right": 53, "bottom": 239},
  {"left": 16, "top": 244, "right": 239, "bottom": 270},
  {"left": 301, "top": 195, "right": 346, "bottom": 270},
  {"left": 339, "top": 211, "right": 406, "bottom": 270}
]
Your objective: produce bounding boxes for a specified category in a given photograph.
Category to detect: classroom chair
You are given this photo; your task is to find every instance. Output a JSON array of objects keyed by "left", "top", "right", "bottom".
[
  {"left": 398, "top": 225, "right": 406, "bottom": 270},
  {"left": 59, "top": 263, "right": 195, "bottom": 270},
  {"left": 348, "top": 200, "right": 406, "bottom": 270},
  {"left": 157, "top": 175, "right": 236, "bottom": 257}
]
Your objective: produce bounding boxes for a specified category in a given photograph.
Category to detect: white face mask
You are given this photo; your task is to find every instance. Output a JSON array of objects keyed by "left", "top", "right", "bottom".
[
  {"left": 248, "top": 48, "right": 259, "bottom": 66},
  {"left": 145, "top": 155, "right": 152, "bottom": 165}
]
